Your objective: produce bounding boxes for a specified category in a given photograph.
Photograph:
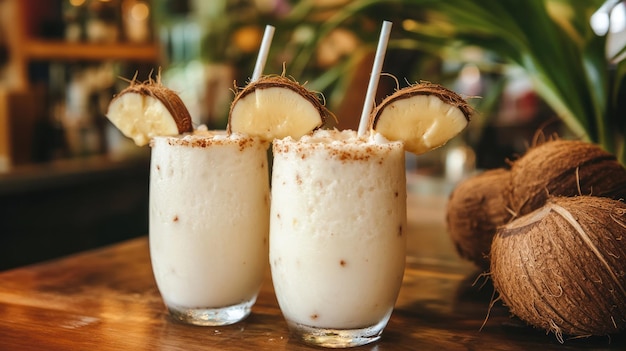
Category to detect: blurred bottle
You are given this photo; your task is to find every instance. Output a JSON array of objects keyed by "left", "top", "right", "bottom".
[
  {"left": 122, "top": 0, "right": 152, "bottom": 43},
  {"left": 85, "top": 0, "right": 120, "bottom": 43},
  {"left": 63, "top": 0, "right": 87, "bottom": 42}
]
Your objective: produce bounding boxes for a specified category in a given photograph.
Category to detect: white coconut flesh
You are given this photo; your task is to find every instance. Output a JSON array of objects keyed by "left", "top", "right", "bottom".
[
  {"left": 374, "top": 95, "right": 469, "bottom": 155},
  {"left": 107, "top": 92, "right": 181, "bottom": 146},
  {"left": 229, "top": 86, "right": 323, "bottom": 141}
]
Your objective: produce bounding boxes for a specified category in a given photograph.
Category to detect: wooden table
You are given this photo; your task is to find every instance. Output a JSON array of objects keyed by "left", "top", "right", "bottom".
[{"left": 1, "top": 185, "right": 624, "bottom": 350}]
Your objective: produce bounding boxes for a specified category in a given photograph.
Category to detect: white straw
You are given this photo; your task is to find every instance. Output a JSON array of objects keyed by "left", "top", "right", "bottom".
[
  {"left": 357, "top": 21, "right": 392, "bottom": 137},
  {"left": 251, "top": 25, "right": 276, "bottom": 82}
]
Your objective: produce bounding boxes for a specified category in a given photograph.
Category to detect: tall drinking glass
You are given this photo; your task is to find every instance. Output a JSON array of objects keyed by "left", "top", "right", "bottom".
[
  {"left": 149, "top": 131, "right": 270, "bottom": 326},
  {"left": 269, "top": 129, "right": 407, "bottom": 348}
]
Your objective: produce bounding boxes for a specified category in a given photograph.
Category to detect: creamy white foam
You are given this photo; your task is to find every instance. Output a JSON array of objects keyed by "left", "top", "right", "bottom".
[
  {"left": 270, "top": 129, "right": 407, "bottom": 329},
  {"left": 149, "top": 133, "right": 270, "bottom": 309}
]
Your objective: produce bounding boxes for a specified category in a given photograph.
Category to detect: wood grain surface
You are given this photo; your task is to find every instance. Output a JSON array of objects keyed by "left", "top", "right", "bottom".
[{"left": 1, "top": 190, "right": 624, "bottom": 351}]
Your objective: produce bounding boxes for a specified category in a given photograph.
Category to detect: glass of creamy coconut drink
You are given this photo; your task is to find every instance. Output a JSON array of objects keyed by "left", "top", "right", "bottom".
[
  {"left": 269, "top": 129, "right": 407, "bottom": 348},
  {"left": 149, "top": 129, "right": 270, "bottom": 326}
]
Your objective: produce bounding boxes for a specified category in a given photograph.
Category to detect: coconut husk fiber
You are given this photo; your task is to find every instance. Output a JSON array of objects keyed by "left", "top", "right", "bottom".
[
  {"left": 446, "top": 168, "right": 512, "bottom": 269},
  {"left": 490, "top": 196, "right": 626, "bottom": 340},
  {"left": 507, "top": 139, "right": 626, "bottom": 218}
]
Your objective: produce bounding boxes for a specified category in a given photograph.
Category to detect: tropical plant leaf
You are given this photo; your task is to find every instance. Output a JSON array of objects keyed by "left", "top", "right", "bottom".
[{"left": 281, "top": 0, "right": 624, "bottom": 162}]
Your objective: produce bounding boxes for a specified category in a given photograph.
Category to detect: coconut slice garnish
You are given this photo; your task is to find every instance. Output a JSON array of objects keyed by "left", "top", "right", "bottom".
[
  {"left": 228, "top": 75, "right": 327, "bottom": 141},
  {"left": 106, "top": 82, "right": 193, "bottom": 146},
  {"left": 371, "top": 82, "right": 472, "bottom": 155}
]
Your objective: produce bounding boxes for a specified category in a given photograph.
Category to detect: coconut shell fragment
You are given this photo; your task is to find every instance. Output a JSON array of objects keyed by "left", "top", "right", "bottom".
[
  {"left": 106, "top": 82, "right": 193, "bottom": 146},
  {"left": 371, "top": 82, "right": 472, "bottom": 154},
  {"left": 228, "top": 75, "right": 327, "bottom": 141},
  {"left": 446, "top": 168, "right": 512, "bottom": 270},
  {"left": 490, "top": 196, "right": 626, "bottom": 338}
]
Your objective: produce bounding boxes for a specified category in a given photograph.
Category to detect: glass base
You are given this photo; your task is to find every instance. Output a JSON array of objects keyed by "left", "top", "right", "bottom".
[
  {"left": 286, "top": 317, "right": 389, "bottom": 348},
  {"left": 167, "top": 298, "right": 256, "bottom": 326}
]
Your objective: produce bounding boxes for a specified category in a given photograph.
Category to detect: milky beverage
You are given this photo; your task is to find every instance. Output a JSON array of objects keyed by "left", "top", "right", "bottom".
[
  {"left": 270, "top": 129, "right": 407, "bottom": 347},
  {"left": 149, "top": 130, "right": 269, "bottom": 326}
]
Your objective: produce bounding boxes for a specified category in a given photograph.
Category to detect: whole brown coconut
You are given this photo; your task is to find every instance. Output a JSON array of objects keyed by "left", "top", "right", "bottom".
[
  {"left": 446, "top": 168, "right": 512, "bottom": 270},
  {"left": 490, "top": 196, "right": 626, "bottom": 340},
  {"left": 508, "top": 139, "right": 626, "bottom": 218}
]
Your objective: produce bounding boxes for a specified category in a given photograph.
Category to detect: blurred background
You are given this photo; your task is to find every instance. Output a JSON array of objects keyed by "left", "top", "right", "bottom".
[{"left": 0, "top": 0, "right": 624, "bottom": 269}]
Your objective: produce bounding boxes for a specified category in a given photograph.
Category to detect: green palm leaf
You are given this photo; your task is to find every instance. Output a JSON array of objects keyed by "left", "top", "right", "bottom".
[{"left": 283, "top": 0, "right": 625, "bottom": 162}]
